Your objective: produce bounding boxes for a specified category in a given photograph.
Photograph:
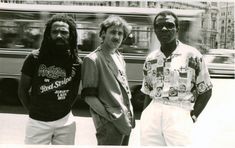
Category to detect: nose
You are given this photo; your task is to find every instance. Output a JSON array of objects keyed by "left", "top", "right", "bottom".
[
  {"left": 114, "top": 33, "right": 120, "bottom": 38},
  {"left": 56, "top": 33, "right": 62, "bottom": 38},
  {"left": 113, "top": 33, "right": 121, "bottom": 41},
  {"left": 162, "top": 26, "right": 168, "bottom": 31}
]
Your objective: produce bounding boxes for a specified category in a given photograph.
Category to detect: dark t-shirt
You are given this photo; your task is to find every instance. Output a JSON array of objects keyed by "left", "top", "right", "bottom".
[{"left": 21, "top": 50, "right": 82, "bottom": 121}]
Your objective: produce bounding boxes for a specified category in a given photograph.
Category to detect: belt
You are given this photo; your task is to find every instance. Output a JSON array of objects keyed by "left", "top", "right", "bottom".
[{"left": 154, "top": 97, "right": 193, "bottom": 110}]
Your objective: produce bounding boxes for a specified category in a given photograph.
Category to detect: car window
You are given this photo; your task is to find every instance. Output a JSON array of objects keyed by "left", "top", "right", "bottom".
[{"left": 212, "top": 56, "right": 234, "bottom": 64}]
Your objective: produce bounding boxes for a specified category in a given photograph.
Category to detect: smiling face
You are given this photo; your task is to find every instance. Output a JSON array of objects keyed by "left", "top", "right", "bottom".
[
  {"left": 154, "top": 15, "right": 178, "bottom": 45},
  {"left": 101, "top": 25, "right": 124, "bottom": 52}
]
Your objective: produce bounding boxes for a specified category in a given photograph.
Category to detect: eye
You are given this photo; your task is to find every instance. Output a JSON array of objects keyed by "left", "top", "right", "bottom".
[
  {"left": 118, "top": 31, "right": 123, "bottom": 36},
  {"left": 155, "top": 24, "right": 163, "bottom": 30},
  {"left": 110, "top": 30, "right": 116, "bottom": 34},
  {"left": 61, "top": 30, "right": 69, "bottom": 35},
  {"left": 155, "top": 23, "right": 175, "bottom": 30},
  {"left": 51, "top": 30, "right": 58, "bottom": 34},
  {"left": 165, "top": 23, "right": 175, "bottom": 29}
]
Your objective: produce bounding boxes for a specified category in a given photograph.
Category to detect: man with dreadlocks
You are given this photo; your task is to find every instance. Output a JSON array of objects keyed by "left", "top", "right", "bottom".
[{"left": 18, "top": 14, "right": 82, "bottom": 145}]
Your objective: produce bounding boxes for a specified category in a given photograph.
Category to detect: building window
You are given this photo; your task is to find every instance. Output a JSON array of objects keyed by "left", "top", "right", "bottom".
[
  {"left": 227, "top": 26, "right": 231, "bottom": 32},
  {"left": 221, "top": 26, "right": 224, "bottom": 33},
  {"left": 148, "top": 2, "right": 156, "bottom": 8},
  {"left": 128, "top": 1, "right": 139, "bottom": 7},
  {"left": 211, "top": 2, "right": 217, "bottom": 7},
  {"left": 115, "top": 1, "right": 120, "bottom": 6},
  {"left": 212, "top": 20, "right": 216, "bottom": 29},
  {"left": 201, "top": 19, "right": 204, "bottom": 28}
]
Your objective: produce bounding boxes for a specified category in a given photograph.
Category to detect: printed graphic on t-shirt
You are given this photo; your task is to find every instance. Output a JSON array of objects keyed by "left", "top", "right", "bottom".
[
  {"left": 38, "top": 65, "right": 66, "bottom": 79},
  {"left": 37, "top": 64, "right": 73, "bottom": 100},
  {"left": 39, "top": 77, "right": 72, "bottom": 93},
  {"left": 55, "top": 90, "right": 69, "bottom": 100}
]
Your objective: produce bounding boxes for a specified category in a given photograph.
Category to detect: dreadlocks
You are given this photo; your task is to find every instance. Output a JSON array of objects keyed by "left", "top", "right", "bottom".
[
  {"left": 39, "top": 14, "right": 78, "bottom": 63},
  {"left": 39, "top": 14, "right": 80, "bottom": 74}
]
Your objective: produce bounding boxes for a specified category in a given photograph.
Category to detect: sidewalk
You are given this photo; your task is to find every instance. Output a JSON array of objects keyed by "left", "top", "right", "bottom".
[
  {"left": 1, "top": 85, "right": 235, "bottom": 147},
  {"left": 0, "top": 113, "right": 140, "bottom": 146}
]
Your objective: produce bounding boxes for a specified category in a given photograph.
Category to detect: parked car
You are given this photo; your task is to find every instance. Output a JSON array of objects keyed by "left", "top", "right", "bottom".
[
  {"left": 204, "top": 53, "right": 235, "bottom": 78},
  {"left": 207, "top": 49, "right": 235, "bottom": 57}
]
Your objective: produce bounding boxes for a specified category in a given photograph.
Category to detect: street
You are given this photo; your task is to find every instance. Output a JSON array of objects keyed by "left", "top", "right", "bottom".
[{"left": 0, "top": 78, "right": 235, "bottom": 147}]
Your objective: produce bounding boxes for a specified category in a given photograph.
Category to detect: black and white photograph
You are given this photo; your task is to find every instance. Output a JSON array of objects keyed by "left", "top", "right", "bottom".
[{"left": 0, "top": 0, "right": 234, "bottom": 147}]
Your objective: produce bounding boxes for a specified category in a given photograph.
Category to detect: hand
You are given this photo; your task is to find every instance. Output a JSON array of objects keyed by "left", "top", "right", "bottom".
[
  {"left": 191, "top": 115, "right": 197, "bottom": 123},
  {"left": 111, "top": 112, "right": 132, "bottom": 135}
]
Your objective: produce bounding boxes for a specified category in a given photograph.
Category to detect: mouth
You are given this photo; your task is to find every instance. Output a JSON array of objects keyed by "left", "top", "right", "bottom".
[
  {"left": 112, "top": 40, "right": 121, "bottom": 45},
  {"left": 159, "top": 36, "right": 169, "bottom": 41},
  {"left": 56, "top": 41, "right": 66, "bottom": 45}
]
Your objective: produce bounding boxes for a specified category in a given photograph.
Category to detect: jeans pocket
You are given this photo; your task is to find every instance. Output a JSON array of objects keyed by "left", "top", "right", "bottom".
[{"left": 96, "top": 117, "right": 110, "bottom": 140}]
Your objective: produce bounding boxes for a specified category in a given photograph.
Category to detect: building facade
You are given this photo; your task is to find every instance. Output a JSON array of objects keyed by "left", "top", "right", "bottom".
[
  {"left": 219, "top": 2, "right": 234, "bottom": 49},
  {"left": 1, "top": 0, "right": 234, "bottom": 50}
]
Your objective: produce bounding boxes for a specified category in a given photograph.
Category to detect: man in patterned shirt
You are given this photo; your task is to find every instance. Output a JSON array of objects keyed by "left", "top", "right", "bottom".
[{"left": 140, "top": 10, "right": 213, "bottom": 146}]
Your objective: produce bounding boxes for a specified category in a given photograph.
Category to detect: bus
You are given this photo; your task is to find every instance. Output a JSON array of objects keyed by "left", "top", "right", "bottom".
[{"left": 0, "top": 3, "right": 203, "bottom": 110}]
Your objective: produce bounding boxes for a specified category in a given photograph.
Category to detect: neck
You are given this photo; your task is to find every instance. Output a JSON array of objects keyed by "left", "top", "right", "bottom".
[
  {"left": 101, "top": 43, "right": 116, "bottom": 54},
  {"left": 160, "top": 40, "right": 178, "bottom": 57}
]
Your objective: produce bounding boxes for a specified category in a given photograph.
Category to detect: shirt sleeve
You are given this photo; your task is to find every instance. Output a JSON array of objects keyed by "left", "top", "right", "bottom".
[
  {"left": 140, "top": 59, "right": 153, "bottom": 95},
  {"left": 81, "top": 57, "right": 99, "bottom": 99},
  {"left": 195, "top": 55, "right": 213, "bottom": 94},
  {"left": 21, "top": 53, "right": 37, "bottom": 78},
  {"left": 81, "top": 56, "right": 98, "bottom": 91}
]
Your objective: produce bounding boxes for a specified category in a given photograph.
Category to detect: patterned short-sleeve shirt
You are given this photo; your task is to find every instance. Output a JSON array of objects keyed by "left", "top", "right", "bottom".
[{"left": 141, "top": 41, "right": 213, "bottom": 110}]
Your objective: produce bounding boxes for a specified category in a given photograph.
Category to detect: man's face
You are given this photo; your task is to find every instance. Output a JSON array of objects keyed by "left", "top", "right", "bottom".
[
  {"left": 154, "top": 15, "right": 177, "bottom": 44},
  {"left": 50, "top": 21, "right": 70, "bottom": 55},
  {"left": 102, "top": 25, "right": 124, "bottom": 51}
]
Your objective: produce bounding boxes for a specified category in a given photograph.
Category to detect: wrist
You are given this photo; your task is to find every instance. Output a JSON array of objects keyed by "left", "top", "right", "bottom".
[{"left": 191, "top": 115, "right": 197, "bottom": 122}]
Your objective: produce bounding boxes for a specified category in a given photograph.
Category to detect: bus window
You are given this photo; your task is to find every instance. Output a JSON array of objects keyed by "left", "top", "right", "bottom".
[
  {"left": 78, "top": 30, "right": 100, "bottom": 52},
  {"left": 119, "top": 15, "right": 152, "bottom": 54},
  {"left": 0, "top": 10, "right": 44, "bottom": 50},
  {"left": 0, "top": 21, "right": 43, "bottom": 49},
  {"left": 76, "top": 14, "right": 153, "bottom": 54}
]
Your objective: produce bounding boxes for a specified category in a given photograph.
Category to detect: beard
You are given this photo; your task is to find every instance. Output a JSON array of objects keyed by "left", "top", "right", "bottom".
[{"left": 49, "top": 38, "right": 71, "bottom": 57}]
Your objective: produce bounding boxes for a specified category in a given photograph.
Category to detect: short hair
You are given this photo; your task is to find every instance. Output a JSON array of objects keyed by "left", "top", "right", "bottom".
[
  {"left": 99, "top": 15, "right": 132, "bottom": 42},
  {"left": 39, "top": 14, "right": 78, "bottom": 61},
  {"left": 153, "top": 10, "right": 179, "bottom": 30}
]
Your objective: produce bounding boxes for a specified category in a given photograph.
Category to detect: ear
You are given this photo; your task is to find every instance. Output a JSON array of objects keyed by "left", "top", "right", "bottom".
[
  {"left": 100, "top": 31, "right": 106, "bottom": 40},
  {"left": 101, "top": 31, "right": 105, "bottom": 37},
  {"left": 176, "top": 27, "right": 179, "bottom": 32}
]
